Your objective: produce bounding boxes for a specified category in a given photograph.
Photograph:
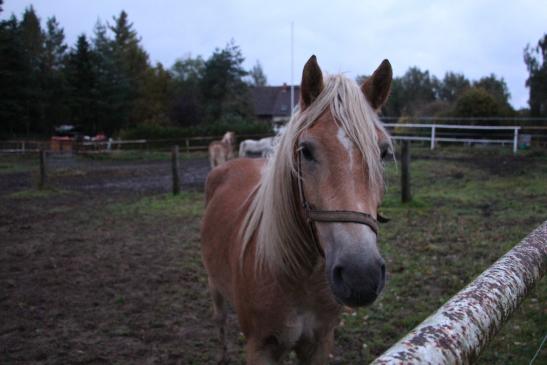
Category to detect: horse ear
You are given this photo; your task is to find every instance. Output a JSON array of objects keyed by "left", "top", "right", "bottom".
[
  {"left": 300, "top": 55, "right": 324, "bottom": 109},
  {"left": 362, "top": 59, "right": 392, "bottom": 111}
]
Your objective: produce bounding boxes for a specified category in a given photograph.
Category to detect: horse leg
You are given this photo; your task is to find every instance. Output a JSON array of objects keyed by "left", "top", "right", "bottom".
[
  {"left": 294, "top": 330, "right": 334, "bottom": 365},
  {"left": 245, "top": 337, "right": 287, "bottom": 365},
  {"left": 209, "top": 281, "right": 228, "bottom": 364}
]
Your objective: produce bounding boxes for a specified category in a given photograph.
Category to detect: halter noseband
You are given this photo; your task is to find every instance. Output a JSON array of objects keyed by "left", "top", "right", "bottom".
[{"left": 296, "top": 148, "right": 388, "bottom": 257}]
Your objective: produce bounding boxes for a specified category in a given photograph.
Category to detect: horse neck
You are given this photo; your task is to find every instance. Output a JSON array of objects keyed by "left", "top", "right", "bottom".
[{"left": 222, "top": 139, "right": 233, "bottom": 151}]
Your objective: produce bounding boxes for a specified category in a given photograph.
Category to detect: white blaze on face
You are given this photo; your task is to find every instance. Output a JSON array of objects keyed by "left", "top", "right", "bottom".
[
  {"left": 336, "top": 127, "right": 364, "bottom": 211},
  {"left": 337, "top": 127, "right": 353, "bottom": 164}
]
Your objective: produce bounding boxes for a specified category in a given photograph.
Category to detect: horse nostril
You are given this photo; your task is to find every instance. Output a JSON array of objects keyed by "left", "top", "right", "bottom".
[{"left": 333, "top": 265, "right": 344, "bottom": 286}]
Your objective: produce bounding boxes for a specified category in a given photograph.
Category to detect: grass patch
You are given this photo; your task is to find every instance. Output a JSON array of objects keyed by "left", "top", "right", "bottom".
[
  {"left": 80, "top": 150, "right": 171, "bottom": 161},
  {"left": 9, "top": 187, "right": 70, "bottom": 199},
  {"left": 109, "top": 192, "right": 204, "bottom": 218},
  {"left": 0, "top": 154, "right": 38, "bottom": 174},
  {"left": 351, "top": 147, "right": 547, "bottom": 364},
  {"left": 79, "top": 150, "right": 208, "bottom": 162}
]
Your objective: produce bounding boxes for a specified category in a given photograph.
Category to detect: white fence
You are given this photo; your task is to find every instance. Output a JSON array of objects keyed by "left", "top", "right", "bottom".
[{"left": 383, "top": 123, "right": 521, "bottom": 153}]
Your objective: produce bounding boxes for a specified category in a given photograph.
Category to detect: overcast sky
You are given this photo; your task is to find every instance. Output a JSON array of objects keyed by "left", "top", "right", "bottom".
[{"left": 3, "top": 0, "right": 546, "bottom": 108}]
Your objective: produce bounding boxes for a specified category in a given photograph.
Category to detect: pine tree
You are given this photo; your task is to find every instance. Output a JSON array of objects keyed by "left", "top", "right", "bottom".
[
  {"left": 249, "top": 60, "right": 267, "bottom": 86},
  {"left": 201, "top": 41, "right": 252, "bottom": 123},
  {"left": 19, "top": 6, "right": 45, "bottom": 135},
  {"left": 43, "top": 16, "right": 69, "bottom": 131},
  {"left": 92, "top": 20, "right": 119, "bottom": 134},
  {"left": 524, "top": 35, "right": 547, "bottom": 117},
  {"left": 169, "top": 56, "right": 205, "bottom": 126},
  {"left": 0, "top": 15, "right": 26, "bottom": 137},
  {"left": 109, "top": 10, "right": 150, "bottom": 129},
  {"left": 65, "top": 34, "right": 98, "bottom": 132}
]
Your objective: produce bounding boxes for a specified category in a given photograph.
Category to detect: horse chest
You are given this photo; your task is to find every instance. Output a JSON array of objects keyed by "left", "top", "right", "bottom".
[{"left": 282, "top": 310, "right": 321, "bottom": 346}]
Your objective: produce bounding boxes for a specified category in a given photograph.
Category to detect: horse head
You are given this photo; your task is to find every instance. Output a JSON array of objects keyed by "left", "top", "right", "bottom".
[{"left": 296, "top": 56, "right": 392, "bottom": 307}]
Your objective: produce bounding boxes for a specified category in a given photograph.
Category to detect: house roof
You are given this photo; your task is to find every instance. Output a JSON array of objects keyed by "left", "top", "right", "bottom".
[{"left": 251, "top": 85, "right": 300, "bottom": 117}]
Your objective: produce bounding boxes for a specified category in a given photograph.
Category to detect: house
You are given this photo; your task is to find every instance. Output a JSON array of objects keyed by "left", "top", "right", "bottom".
[{"left": 251, "top": 84, "right": 300, "bottom": 131}]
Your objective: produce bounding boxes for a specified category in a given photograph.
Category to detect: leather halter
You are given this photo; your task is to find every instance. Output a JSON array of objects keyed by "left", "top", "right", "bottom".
[{"left": 295, "top": 147, "right": 388, "bottom": 257}]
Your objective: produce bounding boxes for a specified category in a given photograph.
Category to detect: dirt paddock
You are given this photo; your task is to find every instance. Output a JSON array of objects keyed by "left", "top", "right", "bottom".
[{"left": 0, "top": 155, "right": 224, "bottom": 364}]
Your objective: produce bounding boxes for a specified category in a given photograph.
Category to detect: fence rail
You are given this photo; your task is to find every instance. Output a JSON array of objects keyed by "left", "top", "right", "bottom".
[
  {"left": 1, "top": 124, "right": 546, "bottom": 155},
  {"left": 371, "top": 221, "right": 547, "bottom": 365},
  {"left": 383, "top": 123, "right": 522, "bottom": 153},
  {"left": 0, "top": 133, "right": 274, "bottom": 154}
]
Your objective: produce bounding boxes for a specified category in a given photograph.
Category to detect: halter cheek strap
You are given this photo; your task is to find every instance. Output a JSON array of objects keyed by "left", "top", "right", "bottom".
[{"left": 296, "top": 149, "right": 388, "bottom": 257}]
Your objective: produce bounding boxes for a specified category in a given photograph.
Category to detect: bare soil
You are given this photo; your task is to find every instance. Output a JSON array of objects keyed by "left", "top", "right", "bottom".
[{"left": 0, "top": 156, "right": 233, "bottom": 364}]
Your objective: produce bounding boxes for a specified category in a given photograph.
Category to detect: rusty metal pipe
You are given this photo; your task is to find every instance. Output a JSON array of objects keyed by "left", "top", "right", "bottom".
[{"left": 371, "top": 221, "right": 547, "bottom": 365}]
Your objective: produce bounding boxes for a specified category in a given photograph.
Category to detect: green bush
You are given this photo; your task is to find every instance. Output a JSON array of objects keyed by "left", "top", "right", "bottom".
[
  {"left": 451, "top": 87, "right": 512, "bottom": 122},
  {"left": 118, "top": 118, "right": 272, "bottom": 140}
]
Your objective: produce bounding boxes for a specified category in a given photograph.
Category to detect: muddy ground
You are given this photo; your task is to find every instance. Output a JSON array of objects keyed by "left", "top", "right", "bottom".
[{"left": 0, "top": 155, "right": 222, "bottom": 364}]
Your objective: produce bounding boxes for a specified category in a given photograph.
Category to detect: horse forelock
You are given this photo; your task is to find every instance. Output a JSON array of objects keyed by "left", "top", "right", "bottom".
[{"left": 241, "top": 74, "right": 392, "bottom": 278}]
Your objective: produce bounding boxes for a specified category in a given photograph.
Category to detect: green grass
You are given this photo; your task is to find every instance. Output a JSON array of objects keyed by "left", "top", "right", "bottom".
[
  {"left": 109, "top": 192, "right": 204, "bottom": 219},
  {"left": 0, "top": 154, "right": 38, "bottom": 174},
  {"left": 8, "top": 187, "right": 71, "bottom": 199},
  {"left": 79, "top": 150, "right": 208, "bottom": 161}
]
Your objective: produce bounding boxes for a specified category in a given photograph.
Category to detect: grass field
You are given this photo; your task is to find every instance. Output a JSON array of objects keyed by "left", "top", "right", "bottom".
[{"left": 1, "top": 146, "right": 545, "bottom": 364}]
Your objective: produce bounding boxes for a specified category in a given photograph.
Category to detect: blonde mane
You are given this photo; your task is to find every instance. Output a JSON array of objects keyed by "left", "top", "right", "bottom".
[{"left": 241, "top": 74, "right": 391, "bottom": 277}]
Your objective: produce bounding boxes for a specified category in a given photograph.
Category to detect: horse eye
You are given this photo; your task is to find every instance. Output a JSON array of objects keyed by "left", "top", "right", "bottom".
[{"left": 301, "top": 145, "right": 314, "bottom": 161}]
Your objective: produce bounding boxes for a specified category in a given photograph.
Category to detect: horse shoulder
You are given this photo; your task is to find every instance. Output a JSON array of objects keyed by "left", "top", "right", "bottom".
[{"left": 205, "top": 159, "right": 263, "bottom": 204}]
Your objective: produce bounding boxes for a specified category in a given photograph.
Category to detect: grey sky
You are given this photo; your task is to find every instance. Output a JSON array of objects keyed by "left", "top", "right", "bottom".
[{"left": 3, "top": 0, "right": 546, "bottom": 108}]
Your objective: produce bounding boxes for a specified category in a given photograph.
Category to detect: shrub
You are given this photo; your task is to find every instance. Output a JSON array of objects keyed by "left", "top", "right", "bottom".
[
  {"left": 118, "top": 118, "right": 272, "bottom": 140},
  {"left": 451, "top": 87, "right": 511, "bottom": 123}
]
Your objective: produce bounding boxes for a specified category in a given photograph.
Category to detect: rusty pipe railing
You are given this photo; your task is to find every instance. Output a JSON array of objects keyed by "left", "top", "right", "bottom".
[{"left": 371, "top": 221, "right": 547, "bottom": 365}]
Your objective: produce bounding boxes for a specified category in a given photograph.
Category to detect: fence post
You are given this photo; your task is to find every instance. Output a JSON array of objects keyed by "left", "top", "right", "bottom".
[
  {"left": 171, "top": 145, "right": 180, "bottom": 195},
  {"left": 401, "top": 140, "right": 411, "bottom": 203},
  {"left": 513, "top": 127, "right": 519, "bottom": 154},
  {"left": 431, "top": 125, "right": 436, "bottom": 150},
  {"left": 38, "top": 149, "right": 47, "bottom": 190},
  {"left": 185, "top": 138, "right": 190, "bottom": 156}
]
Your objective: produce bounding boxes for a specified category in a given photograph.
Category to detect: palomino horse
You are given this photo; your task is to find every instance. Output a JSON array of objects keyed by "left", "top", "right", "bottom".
[
  {"left": 201, "top": 55, "right": 392, "bottom": 364},
  {"left": 208, "top": 131, "right": 236, "bottom": 168},
  {"left": 238, "top": 136, "right": 278, "bottom": 158}
]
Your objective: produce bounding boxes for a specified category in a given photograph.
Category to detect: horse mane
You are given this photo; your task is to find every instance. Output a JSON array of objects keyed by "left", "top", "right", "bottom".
[{"left": 241, "top": 74, "right": 391, "bottom": 277}]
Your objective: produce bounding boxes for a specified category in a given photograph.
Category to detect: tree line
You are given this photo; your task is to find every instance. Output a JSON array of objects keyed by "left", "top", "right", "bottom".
[
  {"left": 0, "top": 6, "right": 268, "bottom": 139},
  {"left": 370, "top": 69, "right": 515, "bottom": 122},
  {"left": 0, "top": 4, "right": 545, "bottom": 139}
]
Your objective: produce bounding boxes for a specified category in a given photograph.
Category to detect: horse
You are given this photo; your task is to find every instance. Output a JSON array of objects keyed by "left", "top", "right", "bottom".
[
  {"left": 238, "top": 136, "right": 278, "bottom": 158},
  {"left": 208, "top": 131, "right": 236, "bottom": 168},
  {"left": 201, "top": 55, "right": 393, "bottom": 364}
]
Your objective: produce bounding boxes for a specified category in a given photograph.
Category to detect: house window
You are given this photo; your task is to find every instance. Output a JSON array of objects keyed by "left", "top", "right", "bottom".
[{"left": 280, "top": 104, "right": 288, "bottom": 112}]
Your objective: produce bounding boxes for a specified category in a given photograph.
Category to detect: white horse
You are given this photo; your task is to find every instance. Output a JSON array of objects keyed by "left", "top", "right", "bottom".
[{"left": 238, "top": 137, "right": 277, "bottom": 158}]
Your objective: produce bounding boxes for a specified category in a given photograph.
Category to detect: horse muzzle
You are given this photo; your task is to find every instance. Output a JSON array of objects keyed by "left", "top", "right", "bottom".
[{"left": 327, "top": 246, "right": 386, "bottom": 307}]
